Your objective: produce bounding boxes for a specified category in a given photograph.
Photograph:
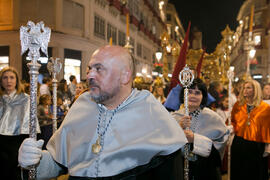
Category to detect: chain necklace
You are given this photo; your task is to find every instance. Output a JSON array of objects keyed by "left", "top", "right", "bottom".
[
  {"left": 246, "top": 105, "right": 254, "bottom": 126},
  {"left": 91, "top": 90, "right": 135, "bottom": 154},
  {"left": 189, "top": 108, "right": 201, "bottom": 133},
  {"left": 185, "top": 108, "right": 201, "bottom": 162},
  {"left": 92, "top": 106, "right": 118, "bottom": 154}
]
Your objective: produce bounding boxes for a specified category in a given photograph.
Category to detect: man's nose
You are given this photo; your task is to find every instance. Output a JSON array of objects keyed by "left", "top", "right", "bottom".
[{"left": 87, "top": 69, "right": 97, "bottom": 79}]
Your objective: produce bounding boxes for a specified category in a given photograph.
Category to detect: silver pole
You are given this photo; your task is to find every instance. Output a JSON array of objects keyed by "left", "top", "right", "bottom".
[
  {"left": 20, "top": 21, "right": 51, "bottom": 179},
  {"left": 179, "top": 65, "right": 194, "bottom": 180},
  {"left": 47, "top": 58, "right": 62, "bottom": 133},
  {"left": 227, "top": 68, "right": 234, "bottom": 180}
]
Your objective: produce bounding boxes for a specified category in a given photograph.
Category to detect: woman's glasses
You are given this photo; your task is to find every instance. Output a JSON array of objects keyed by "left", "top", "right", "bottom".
[{"left": 188, "top": 89, "right": 202, "bottom": 95}]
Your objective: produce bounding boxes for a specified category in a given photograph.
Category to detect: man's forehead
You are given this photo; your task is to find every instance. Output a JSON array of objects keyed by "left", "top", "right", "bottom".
[
  {"left": 89, "top": 45, "right": 129, "bottom": 65},
  {"left": 89, "top": 52, "right": 110, "bottom": 65}
]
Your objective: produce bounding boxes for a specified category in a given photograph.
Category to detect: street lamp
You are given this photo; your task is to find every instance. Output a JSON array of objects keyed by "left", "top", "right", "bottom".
[
  {"left": 155, "top": 48, "right": 162, "bottom": 62},
  {"left": 249, "top": 48, "right": 256, "bottom": 59},
  {"left": 246, "top": 47, "right": 256, "bottom": 79},
  {"left": 166, "top": 44, "right": 172, "bottom": 53},
  {"left": 159, "top": 1, "right": 164, "bottom": 10}
]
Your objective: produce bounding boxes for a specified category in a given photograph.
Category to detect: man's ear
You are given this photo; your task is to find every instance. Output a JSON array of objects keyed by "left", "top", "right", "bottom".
[{"left": 121, "top": 69, "right": 132, "bottom": 85}]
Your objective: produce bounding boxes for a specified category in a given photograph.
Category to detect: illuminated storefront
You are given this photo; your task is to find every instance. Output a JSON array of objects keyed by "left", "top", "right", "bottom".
[
  {"left": 0, "top": 46, "right": 9, "bottom": 70},
  {"left": 64, "top": 49, "right": 81, "bottom": 84}
]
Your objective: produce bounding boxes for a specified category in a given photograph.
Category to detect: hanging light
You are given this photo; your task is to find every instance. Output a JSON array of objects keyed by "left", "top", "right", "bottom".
[
  {"left": 142, "top": 67, "right": 147, "bottom": 74},
  {"left": 120, "top": 0, "right": 127, "bottom": 5},
  {"left": 155, "top": 48, "right": 162, "bottom": 62},
  {"left": 159, "top": 1, "right": 164, "bottom": 10},
  {"left": 166, "top": 44, "right": 172, "bottom": 53},
  {"left": 249, "top": 48, "right": 256, "bottom": 59}
]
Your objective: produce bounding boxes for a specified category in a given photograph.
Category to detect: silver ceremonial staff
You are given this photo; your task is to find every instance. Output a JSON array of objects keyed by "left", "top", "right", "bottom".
[
  {"left": 227, "top": 67, "right": 234, "bottom": 180},
  {"left": 20, "top": 21, "right": 51, "bottom": 179},
  {"left": 179, "top": 65, "right": 194, "bottom": 180},
  {"left": 47, "top": 57, "right": 62, "bottom": 134}
]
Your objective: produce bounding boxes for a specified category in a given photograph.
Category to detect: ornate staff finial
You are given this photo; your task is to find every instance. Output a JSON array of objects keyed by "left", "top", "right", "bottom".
[
  {"left": 179, "top": 64, "right": 194, "bottom": 180},
  {"left": 20, "top": 21, "right": 51, "bottom": 61},
  {"left": 179, "top": 65, "right": 194, "bottom": 115},
  {"left": 20, "top": 21, "right": 51, "bottom": 180},
  {"left": 47, "top": 57, "right": 62, "bottom": 76},
  {"left": 47, "top": 57, "right": 62, "bottom": 134}
]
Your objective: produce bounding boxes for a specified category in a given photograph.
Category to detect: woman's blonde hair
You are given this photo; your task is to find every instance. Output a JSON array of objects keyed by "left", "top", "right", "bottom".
[
  {"left": 0, "top": 66, "right": 23, "bottom": 96},
  {"left": 238, "top": 79, "right": 262, "bottom": 107}
]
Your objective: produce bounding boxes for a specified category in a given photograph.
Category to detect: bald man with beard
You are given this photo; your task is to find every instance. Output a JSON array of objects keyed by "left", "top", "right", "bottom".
[{"left": 18, "top": 46, "right": 187, "bottom": 180}]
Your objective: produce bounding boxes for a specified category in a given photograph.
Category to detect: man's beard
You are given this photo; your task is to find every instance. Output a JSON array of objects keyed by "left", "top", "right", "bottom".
[{"left": 89, "top": 79, "right": 120, "bottom": 104}]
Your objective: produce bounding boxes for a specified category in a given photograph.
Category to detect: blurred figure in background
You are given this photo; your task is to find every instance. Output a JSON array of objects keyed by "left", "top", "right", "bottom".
[
  {"left": 50, "top": 96, "right": 68, "bottom": 122},
  {"left": 58, "top": 79, "right": 70, "bottom": 101},
  {"left": 152, "top": 77, "right": 166, "bottom": 104},
  {"left": 208, "top": 81, "right": 224, "bottom": 109},
  {"left": 233, "top": 80, "right": 244, "bottom": 100},
  {"left": 40, "top": 77, "right": 52, "bottom": 96},
  {"left": 37, "top": 94, "right": 52, "bottom": 149},
  {"left": 68, "top": 75, "right": 77, "bottom": 102},
  {"left": 22, "top": 82, "right": 30, "bottom": 95},
  {"left": 37, "top": 94, "right": 52, "bottom": 127},
  {"left": 153, "top": 85, "right": 166, "bottom": 104},
  {"left": 70, "top": 81, "right": 88, "bottom": 107},
  {"left": 75, "top": 81, "right": 88, "bottom": 97},
  {"left": 216, "top": 95, "right": 230, "bottom": 124},
  {"left": 58, "top": 79, "right": 71, "bottom": 111},
  {"left": 204, "top": 76, "right": 211, "bottom": 90},
  {"left": 262, "top": 83, "right": 270, "bottom": 104}
]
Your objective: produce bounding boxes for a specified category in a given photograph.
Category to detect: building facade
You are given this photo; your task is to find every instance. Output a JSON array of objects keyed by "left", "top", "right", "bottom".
[
  {"left": 230, "top": 0, "right": 270, "bottom": 83},
  {"left": 0, "top": 0, "right": 184, "bottom": 83},
  {"left": 161, "top": 3, "right": 185, "bottom": 76}
]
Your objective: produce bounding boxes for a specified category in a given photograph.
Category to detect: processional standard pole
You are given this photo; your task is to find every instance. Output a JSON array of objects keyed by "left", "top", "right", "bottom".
[
  {"left": 227, "top": 68, "right": 234, "bottom": 180},
  {"left": 20, "top": 21, "right": 51, "bottom": 179},
  {"left": 124, "top": 12, "right": 133, "bottom": 53},
  {"left": 179, "top": 65, "right": 194, "bottom": 180},
  {"left": 47, "top": 58, "right": 62, "bottom": 133}
]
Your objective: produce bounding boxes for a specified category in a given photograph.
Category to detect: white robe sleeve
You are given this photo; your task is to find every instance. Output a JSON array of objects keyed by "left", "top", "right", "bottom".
[
  {"left": 37, "top": 150, "right": 64, "bottom": 179},
  {"left": 192, "top": 133, "right": 212, "bottom": 157}
]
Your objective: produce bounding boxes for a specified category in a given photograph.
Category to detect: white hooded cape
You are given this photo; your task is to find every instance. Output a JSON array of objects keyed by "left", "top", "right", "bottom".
[{"left": 47, "top": 89, "right": 187, "bottom": 177}]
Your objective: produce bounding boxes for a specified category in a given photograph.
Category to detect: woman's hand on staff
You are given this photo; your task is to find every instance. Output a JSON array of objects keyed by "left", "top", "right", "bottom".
[{"left": 179, "top": 116, "right": 191, "bottom": 129}]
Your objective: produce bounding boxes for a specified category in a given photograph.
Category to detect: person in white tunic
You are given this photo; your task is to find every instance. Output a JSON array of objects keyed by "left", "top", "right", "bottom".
[
  {"left": 172, "top": 78, "right": 229, "bottom": 180},
  {"left": 18, "top": 45, "right": 187, "bottom": 179},
  {"left": 0, "top": 66, "right": 40, "bottom": 179}
]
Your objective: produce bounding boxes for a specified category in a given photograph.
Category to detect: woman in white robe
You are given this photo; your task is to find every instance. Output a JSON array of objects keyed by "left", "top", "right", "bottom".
[
  {"left": 0, "top": 66, "right": 40, "bottom": 179},
  {"left": 172, "top": 78, "right": 229, "bottom": 180}
]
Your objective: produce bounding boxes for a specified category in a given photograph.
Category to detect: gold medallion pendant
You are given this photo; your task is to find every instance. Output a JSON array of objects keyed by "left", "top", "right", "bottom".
[{"left": 92, "top": 136, "right": 102, "bottom": 154}]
